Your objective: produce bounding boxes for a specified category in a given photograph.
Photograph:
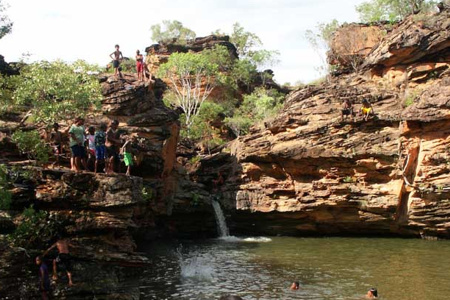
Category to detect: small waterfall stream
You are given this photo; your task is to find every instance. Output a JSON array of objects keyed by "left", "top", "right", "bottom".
[{"left": 211, "top": 199, "right": 229, "bottom": 237}]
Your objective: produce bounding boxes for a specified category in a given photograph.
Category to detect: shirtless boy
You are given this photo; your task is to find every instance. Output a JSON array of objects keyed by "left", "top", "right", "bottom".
[
  {"left": 110, "top": 44, "right": 123, "bottom": 77},
  {"left": 43, "top": 236, "right": 75, "bottom": 286}
]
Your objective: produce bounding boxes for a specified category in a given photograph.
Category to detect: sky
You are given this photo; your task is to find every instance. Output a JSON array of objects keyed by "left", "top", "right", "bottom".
[{"left": 0, "top": 0, "right": 366, "bottom": 84}]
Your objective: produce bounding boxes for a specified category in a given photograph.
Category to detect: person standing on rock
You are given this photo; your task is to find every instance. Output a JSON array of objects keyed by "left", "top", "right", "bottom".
[
  {"left": 136, "top": 50, "right": 144, "bottom": 81},
  {"left": 42, "top": 236, "right": 75, "bottom": 287},
  {"left": 105, "top": 120, "right": 122, "bottom": 174},
  {"left": 69, "top": 117, "right": 87, "bottom": 171},
  {"left": 94, "top": 123, "right": 107, "bottom": 173},
  {"left": 110, "top": 44, "right": 123, "bottom": 78},
  {"left": 36, "top": 256, "right": 51, "bottom": 300}
]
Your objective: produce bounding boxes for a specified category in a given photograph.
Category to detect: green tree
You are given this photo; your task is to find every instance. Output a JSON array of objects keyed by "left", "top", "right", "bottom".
[
  {"left": 230, "top": 22, "right": 280, "bottom": 72},
  {"left": 182, "top": 101, "right": 225, "bottom": 153},
  {"left": 230, "top": 22, "right": 262, "bottom": 58},
  {"left": 158, "top": 52, "right": 221, "bottom": 136},
  {"left": 12, "top": 60, "right": 102, "bottom": 123},
  {"left": 11, "top": 130, "right": 50, "bottom": 164},
  {"left": 356, "top": 0, "right": 437, "bottom": 23},
  {"left": 0, "top": 0, "right": 12, "bottom": 39},
  {"left": 305, "top": 19, "right": 340, "bottom": 78},
  {"left": 225, "top": 88, "right": 284, "bottom": 137},
  {"left": 151, "top": 20, "right": 196, "bottom": 45}
]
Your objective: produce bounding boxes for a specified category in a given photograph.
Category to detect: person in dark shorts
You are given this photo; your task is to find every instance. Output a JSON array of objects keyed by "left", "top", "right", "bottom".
[
  {"left": 36, "top": 256, "right": 51, "bottom": 300},
  {"left": 43, "top": 236, "right": 75, "bottom": 286},
  {"left": 110, "top": 44, "right": 123, "bottom": 78},
  {"left": 341, "top": 99, "right": 355, "bottom": 122},
  {"left": 105, "top": 120, "right": 122, "bottom": 174},
  {"left": 94, "top": 123, "right": 107, "bottom": 173},
  {"left": 69, "top": 117, "right": 87, "bottom": 171}
]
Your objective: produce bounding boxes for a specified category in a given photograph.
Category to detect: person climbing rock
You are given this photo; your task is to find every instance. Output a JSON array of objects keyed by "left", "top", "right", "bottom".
[
  {"left": 110, "top": 44, "right": 123, "bottom": 78},
  {"left": 136, "top": 50, "right": 144, "bottom": 81},
  {"left": 42, "top": 236, "right": 75, "bottom": 287},
  {"left": 341, "top": 99, "right": 355, "bottom": 122},
  {"left": 360, "top": 99, "right": 374, "bottom": 121},
  {"left": 36, "top": 256, "right": 51, "bottom": 300}
]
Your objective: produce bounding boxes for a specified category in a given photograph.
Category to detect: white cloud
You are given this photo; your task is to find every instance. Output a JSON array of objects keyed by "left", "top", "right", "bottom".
[{"left": 0, "top": 0, "right": 365, "bottom": 83}]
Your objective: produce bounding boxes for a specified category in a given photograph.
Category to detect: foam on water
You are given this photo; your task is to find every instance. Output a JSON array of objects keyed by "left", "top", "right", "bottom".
[{"left": 218, "top": 236, "right": 272, "bottom": 243}]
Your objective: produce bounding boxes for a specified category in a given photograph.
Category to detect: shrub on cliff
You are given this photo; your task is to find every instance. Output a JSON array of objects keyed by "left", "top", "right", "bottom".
[
  {"left": 225, "top": 88, "right": 284, "bottom": 137},
  {"left": 11, "top": 130, "right": 50, "bottom": 164},
  {"left": 11, "top": 60, "right": 102, "bottom": 123},
  {"left": 356, "top": 0, "right": 437, "bottom": 23}
]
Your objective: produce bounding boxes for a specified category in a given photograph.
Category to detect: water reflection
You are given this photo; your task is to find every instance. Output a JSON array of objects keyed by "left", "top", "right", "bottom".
[{"left": 139, "top": 237, "right": 450, "bottom": 300}]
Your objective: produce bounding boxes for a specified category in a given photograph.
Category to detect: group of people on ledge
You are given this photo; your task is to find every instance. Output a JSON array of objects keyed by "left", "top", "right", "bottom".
[
  {"left": 50, "top": 117, "right": 140, "bottom": 176},
  {"left": 341, "top": 98, "right": 375, "bottom": 122},
  {"left": 109, "top": 44, "right": 158, "bottom": 82}
]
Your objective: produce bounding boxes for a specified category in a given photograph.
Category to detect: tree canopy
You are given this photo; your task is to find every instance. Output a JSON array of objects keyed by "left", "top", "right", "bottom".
[
  {"left": 151, "top": 20, "right": 196, "bottom": 45},
  {"left": 158, "top": 51, "right": 221, "bottom": 136},
  {"left": 356, "top": 0, "right": 437, "bottom": 23},
  {"left": 11, "top": 60, "right": 102, "bottom": 123},
  {"left": 0, "top": 0, "right": 12, "bottom": 40}
]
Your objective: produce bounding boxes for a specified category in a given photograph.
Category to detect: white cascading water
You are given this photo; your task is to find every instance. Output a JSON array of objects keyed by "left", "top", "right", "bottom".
[{"left": 211, "top": 200, "right": 229, "bottom": 237}]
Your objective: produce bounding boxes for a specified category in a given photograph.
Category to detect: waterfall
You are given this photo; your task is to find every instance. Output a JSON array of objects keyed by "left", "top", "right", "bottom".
[{"left": 211, "top": 199, "right": 229, "bottom": 237}]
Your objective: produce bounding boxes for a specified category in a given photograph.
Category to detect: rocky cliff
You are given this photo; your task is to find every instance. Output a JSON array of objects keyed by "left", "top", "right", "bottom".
[{"left": 205, "top": 8, "right": 450, "bottom": 239}]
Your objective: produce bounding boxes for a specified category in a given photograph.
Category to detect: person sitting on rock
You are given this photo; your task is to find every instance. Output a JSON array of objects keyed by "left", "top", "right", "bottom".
[
  {"left": 109, "top": 44, "right": 123, "bottom": 78},
  {"left": 366, "top": 288, "right": 378, "bottom": 298},
  {"left": 43, "top": 235, "right": 75, "bottom": 287},
  {"left": 35, "top": 256, "right": 51, "bottom": 300},
  {"left": 94, "top": 123, "right": 107, "bottom": 173},
  {"left": 360, "top": 99, "right": 374, "bottom": 121},
  {"left": 136, "top": 50, "right": 144, "bottom": 81},
  {"left": 50, "top": 122, "right": 63, "bottom": 165},
  {"left": 341, "top": 99, "right": 355, "bottom": 122}
]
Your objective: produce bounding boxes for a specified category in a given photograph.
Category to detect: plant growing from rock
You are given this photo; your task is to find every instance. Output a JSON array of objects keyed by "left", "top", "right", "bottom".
[
  {"left": 0, "top": 164, "right": 12, "bottom": 210},
  {"left": 11, "top": 130, "right": 50, "bottom": 164},
  {"left": 158, "top": 52, "right": 222, "bottom": 138},
  {"left": 356, "top": 0, "right": 437, "bottom": 23}
]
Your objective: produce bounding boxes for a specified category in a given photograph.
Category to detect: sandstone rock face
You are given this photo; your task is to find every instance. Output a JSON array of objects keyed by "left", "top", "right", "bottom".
[
  {"left": 211, "top": 9, "right": 450, "bottom": 239},
  {"left": 0, "top": 170, "right": 147, "bottom": 299}
]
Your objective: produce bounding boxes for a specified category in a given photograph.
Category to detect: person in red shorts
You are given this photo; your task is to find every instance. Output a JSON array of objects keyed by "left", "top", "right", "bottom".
[{"left": 136, "top": 50, "right": 144, "bottom": 81}]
